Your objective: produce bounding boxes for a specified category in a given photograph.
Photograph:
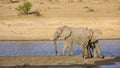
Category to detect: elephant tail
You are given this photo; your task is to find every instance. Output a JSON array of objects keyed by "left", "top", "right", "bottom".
[{"left": 54, "top": 40, "right": 58, "bottom": 55}]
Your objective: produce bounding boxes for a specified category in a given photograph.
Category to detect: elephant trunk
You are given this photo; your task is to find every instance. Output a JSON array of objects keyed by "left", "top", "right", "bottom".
[{"left": 53, "top": 40, "right": 58, "bottom": 55}]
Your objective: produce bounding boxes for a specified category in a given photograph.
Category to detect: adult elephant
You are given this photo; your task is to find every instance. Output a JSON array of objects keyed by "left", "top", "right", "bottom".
[
  {"left": 51, "top": 26, "right": 92, "bottom": 58},
  {"left": 88, "top": 29, "right": 104, "bottom": 58}
]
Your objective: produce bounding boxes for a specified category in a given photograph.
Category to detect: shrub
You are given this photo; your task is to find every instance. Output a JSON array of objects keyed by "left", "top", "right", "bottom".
[{"left": 16, "top": 1, "right": 32, "bottom": 15}]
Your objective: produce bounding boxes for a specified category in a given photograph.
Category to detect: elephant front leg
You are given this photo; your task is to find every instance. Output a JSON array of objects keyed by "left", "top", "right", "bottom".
[
  {"left": 61, "top": 41, "right": 68, "bottom": 56},
  {"left": 68, "top": 42, "right": 73, "bottom": 56}
]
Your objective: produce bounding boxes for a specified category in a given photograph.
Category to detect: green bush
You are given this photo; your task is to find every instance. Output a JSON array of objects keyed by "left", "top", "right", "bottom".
[{"left": 16, "top": 1, "right": 32, "bottom": 15}]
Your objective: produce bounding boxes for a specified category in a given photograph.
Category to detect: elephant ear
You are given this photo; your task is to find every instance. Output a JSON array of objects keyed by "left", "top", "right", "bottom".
[
  {"left": 61, "top": 27, "right": 72, "bottom": 40},
  {"left": 90, "top": 29, "right": 102, "bottom": 42}
]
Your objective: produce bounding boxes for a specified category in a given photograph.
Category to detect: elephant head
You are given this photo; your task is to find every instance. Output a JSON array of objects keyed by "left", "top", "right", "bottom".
[
  {"left": 89, "top": 29, "right": 102, "bottom": 43},
  {"left": 52, "top": 26, "right": 72, "bottom": 55},
  {"left": 53, "top": 26, "right": 72, "bottom": 40}
]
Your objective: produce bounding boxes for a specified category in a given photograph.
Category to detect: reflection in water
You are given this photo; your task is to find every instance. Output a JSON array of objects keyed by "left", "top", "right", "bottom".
[
  {"left": 0, "top": 40, "right": 120, "bottom": 68},
  {"left": 100, "top": 62, "right": 120, "bottom": 68},
  {"left": 48, "top": 65, "right": 100, "bottom": 68}
]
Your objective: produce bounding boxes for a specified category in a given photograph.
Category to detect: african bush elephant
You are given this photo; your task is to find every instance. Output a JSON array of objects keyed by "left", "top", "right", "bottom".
[
  {"left": 87, "top": 29, "right": 104, "bottom": 58},
  {"left": 51, "top": 26, "right": 93, "bottom": 58}
]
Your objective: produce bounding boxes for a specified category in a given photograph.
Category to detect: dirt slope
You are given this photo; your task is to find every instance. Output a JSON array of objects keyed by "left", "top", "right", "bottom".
[{"left": 0, "top": 0, "right": 120, "bottom": 40}]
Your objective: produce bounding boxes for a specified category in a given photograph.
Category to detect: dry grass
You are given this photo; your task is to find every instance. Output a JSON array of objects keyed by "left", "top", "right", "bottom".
[{"left": 0, "top": 0, "right": 120, "bottom": 40}]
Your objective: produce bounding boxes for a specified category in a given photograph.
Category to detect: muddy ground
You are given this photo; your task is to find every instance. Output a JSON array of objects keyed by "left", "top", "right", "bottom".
[{"left": 0, "top": 56, "right": 120, "bottom": 67}]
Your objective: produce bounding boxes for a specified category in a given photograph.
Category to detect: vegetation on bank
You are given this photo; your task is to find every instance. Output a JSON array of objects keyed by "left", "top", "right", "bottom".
[
  {"left": 15, "top": 0, "right": 40, "bottom": 16},
  {"left": 15, "top": 1, "right": 32, "bottom": 15}
]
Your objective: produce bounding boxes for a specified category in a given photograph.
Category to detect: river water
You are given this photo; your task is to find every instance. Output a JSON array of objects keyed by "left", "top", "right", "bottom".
[{"left": 0, "top": 40, "right": 120, "bottom": 68}]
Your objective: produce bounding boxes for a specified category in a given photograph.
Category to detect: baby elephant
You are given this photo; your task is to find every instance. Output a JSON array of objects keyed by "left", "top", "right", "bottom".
[{"left": 87, "top": 29, "right": 104, "bottom": 58}]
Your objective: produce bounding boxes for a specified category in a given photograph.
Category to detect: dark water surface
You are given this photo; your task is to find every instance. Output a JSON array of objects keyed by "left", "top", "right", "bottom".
[{"left": 0, "top": 40, "right": 120, "bottom": 68}]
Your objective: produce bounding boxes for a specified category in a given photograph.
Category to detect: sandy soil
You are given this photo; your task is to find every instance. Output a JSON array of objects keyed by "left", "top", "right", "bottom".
[
  {"left": 0, "top": 0, "right": 120, "bottom": 40},
  {"left": 0, "top": 56, "right": 119, "bottom": 66}
]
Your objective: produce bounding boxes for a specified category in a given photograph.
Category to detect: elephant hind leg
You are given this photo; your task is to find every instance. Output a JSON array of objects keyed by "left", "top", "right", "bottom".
[
  {"left": 87, "top": 43, "right": 93, "bottom": 58},
  {"left": 82, "top": 44, "right": 90, "bottom": 58},
  {"left": 94, "top": 42, "right": 104, "bottom": 59},
  {"left": 87, "top": 46, "right": 92, "bottom": 58}
]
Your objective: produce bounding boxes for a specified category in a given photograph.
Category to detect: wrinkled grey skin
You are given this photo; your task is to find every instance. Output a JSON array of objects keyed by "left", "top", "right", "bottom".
[
  {"left": 87, "top": 29, "right": 104, "bottom": 58},
  {"left": 52, "top": 26, "right": 92, "bottom": 58}
]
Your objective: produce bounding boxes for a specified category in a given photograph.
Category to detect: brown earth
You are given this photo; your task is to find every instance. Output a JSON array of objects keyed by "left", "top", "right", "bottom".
[
  {"left": 0, "top": 56, "right": 119, "bottom": 66},
  {"left": 0, "top": 0, "right": 120, "bottom": 40}
]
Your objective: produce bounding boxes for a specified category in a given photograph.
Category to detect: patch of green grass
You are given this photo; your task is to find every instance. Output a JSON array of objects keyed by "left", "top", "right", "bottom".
[{"left": 16, "top": 1, "right": 32, "bottom": 15}]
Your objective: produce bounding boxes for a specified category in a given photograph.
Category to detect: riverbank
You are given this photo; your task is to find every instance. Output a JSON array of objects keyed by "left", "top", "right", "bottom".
[
  {"left": 0, "top": 0, "right": 120, "bottom": 40},
  {"left": 0, "top": 56, "right": 120, "bottom": 66},
  {"left": 0, "top": 17, "right": 120, "bottom": 40}
]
